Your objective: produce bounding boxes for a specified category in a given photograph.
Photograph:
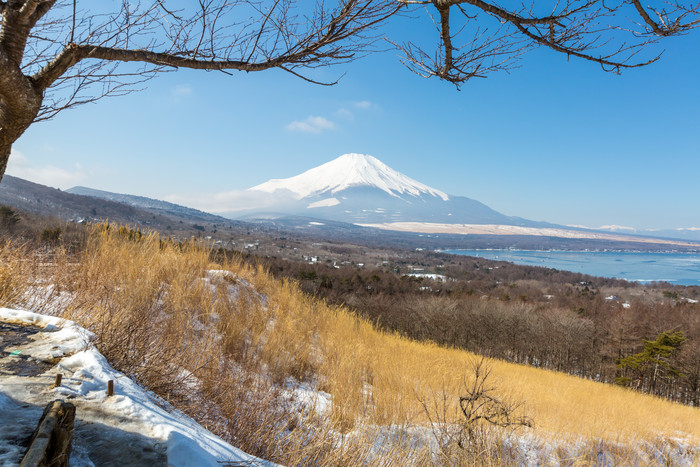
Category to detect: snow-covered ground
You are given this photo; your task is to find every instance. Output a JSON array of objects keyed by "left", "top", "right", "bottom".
[
  {"left": 403, "top": 273, "right": 447, "bottom": 282},
  {"left": 358, "top": 222, "right": 700, "bottom": 247},
  {"left": 0, "top": 308, "right": 277, "bottom": 467}
]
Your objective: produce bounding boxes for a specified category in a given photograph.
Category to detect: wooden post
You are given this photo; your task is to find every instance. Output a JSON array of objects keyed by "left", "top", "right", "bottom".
[
  {"left": 54, "top": 373, "right": 62, "bottom": 387},
  {"left": 20, "top": 400, "right": 75, "bottom": 467},
  {"left": 107, "top": 380, "right": 114, "bottom": 397}
]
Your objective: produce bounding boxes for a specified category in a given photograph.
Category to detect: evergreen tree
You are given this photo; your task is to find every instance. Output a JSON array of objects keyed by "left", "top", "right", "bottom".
[{"left": 617, "top": 330, "right": 686, "bottom": 394}]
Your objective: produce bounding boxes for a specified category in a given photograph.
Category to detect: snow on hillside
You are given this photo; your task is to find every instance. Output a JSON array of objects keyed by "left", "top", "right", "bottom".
[
  {"left": 249, "top": 153, "right": 450, "bottom": 201},
  {"left": 0, "top": 308, "right": 277, "bottom": 467},
  {"left": 357, "top": 222, "right": 700, "bottom": 248}
]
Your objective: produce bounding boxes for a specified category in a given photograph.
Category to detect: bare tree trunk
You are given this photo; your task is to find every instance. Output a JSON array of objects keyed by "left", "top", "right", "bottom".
[
  {"left": 0, "top": 2, "right": 47, "bottom": 182},
  {"left": 0, "top": 97, "right": 41, "bottom": 182},
  {"left": 0, "top": 143, "right": 10, "bottom": 181}
]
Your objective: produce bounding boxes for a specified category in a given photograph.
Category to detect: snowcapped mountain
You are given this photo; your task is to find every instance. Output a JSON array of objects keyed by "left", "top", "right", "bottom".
[
  {"left": 242, "top": 153, "right": 537, "bottom": 226},
  {"left": 251, "top": 153, "right": 449, "bottom": 202}
]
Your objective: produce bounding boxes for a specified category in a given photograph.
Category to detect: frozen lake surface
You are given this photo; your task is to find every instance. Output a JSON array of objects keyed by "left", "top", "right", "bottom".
[{"left": 445, "top": 250, "right": 700, "bottom": 286}]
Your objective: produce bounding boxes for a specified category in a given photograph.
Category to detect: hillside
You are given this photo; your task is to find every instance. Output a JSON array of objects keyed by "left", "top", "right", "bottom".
[
  {"left": 5, "top": 172, "right": 697, "bottom": 252},
  {"left": 0, "top": 175, "right": 253, "bottom": 239},
  {"left": 67, "top": 185, "right": 228, "bottom": 224},
  {"left": 1, "top": 226, "right": 699, "bottom": 465},
  {"left": 0, "top": 175, "right": 153, "bottom": 223}
]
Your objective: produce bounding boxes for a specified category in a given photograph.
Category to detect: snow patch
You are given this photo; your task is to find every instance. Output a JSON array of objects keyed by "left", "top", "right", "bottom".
[
  {"left": 283, "top": 380, "right": 332, "bottom": 416},
  {"left": 404, "top": 273, "right": 447, "bottom": 282},
  {"left": 307, "top": 197, "right": 341, "bottom": 208},
  {"left": 0, "top": 307, "right": 65, "bottom": 331},
  {"left": 0, "top": 308, "right": 278, "bottom": 467}
]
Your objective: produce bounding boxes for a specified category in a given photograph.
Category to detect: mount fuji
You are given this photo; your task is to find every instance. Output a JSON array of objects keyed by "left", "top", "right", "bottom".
[{"left": 240, "top": 153, "right": 537, "bottom": 226}]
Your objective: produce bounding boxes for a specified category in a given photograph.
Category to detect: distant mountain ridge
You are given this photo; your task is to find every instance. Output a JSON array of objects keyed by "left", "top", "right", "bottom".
[
  {"left": 0, "top": 175, "right": 146, "bottom": 222},
  {"left": 3, "top": 171, "right": 698, "bottom": 251},
  {"left": 66, "top": 186, "right": 226, "bottom": 224},
  {"left": 577, "top": 224, "right": 700, "bottom": 242},
  {"left": 0, "top": 175, "right": 244, "bottom": 234}
]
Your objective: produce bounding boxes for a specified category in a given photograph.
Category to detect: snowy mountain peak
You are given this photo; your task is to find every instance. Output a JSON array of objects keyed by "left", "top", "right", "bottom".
[{"left": 249, "top": 153, "right": 450, "bottom": 201}]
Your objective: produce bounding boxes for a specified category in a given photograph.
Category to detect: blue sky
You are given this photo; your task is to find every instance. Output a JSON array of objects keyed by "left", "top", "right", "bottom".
[{"left": 8, "top": 6, "right": 700, "bottom": 230}]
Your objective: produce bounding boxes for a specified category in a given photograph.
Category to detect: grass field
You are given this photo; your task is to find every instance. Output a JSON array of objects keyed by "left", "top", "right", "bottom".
[{"left": 2, "top": 225, "right": 699, "bottom": 465}]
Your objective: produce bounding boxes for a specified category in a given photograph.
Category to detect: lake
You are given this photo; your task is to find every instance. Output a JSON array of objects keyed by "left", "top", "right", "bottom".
[{"left": 443, "top": 250, "right": 700, "bottom": 286}]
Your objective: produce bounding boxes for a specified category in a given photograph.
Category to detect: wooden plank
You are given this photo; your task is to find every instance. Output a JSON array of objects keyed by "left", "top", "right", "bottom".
[{"left": 20, "top": 400, "right": 76, "bottom": 467}]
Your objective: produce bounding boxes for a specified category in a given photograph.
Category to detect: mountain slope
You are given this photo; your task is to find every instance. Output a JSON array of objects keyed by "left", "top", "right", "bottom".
[
  {"left": 0, "top": 175, "right": 247, "bottom": 234},
  {"left": 251, "top": 153, "right": 449, "bottom": 201},
  {"left": 67, "top": 186, "right": 227, "bottom": 224},
  {"left": 0, "top": 175, "right": 150, "bottom": 222},
  {"left": 244, "top": 153, "right": 543, "bottom": 226}
]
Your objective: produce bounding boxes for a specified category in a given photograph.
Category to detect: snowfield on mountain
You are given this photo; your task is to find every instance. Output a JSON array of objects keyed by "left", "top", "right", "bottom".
[{"left": 250, "top": 153, "right": 451, "bottom": 201}]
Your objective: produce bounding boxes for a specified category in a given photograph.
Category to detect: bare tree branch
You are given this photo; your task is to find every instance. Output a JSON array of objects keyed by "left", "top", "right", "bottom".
[
  {"left": 417, "top": 357, "right": 532, "bottom": 462},
  {"left": 457, "top": 358, "right": 532, "bottom": 446},
  {"left": 394, "top": 0, "right": 700, "bottom": 86},
  {"left": 631, "top": 0, "right": 700, "bottom": 35},
  {"left": 0, "top": 0, "right": 698, "bottom": 180},
  {"left": 0, "top": 0, "right": 401, "bottom": 180}
]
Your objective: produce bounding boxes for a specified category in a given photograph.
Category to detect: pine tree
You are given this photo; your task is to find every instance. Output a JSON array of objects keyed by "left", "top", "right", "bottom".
[{"left": 616, "top": 330, "right": 686, "bottom": 394}]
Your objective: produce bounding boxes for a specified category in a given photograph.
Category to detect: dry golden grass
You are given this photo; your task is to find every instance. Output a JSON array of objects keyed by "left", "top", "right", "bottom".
[
  {"left": 2, "top": 225, "right": 699, "bottom": 465},
  {"left": 0, "top": 241, "right": 24, "bottom": 304}
]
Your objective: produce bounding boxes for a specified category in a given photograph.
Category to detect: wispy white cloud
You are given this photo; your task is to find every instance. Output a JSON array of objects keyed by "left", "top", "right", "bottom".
[
  {"left": 170, "top": 84, "right": 193, "bottom": 103},
  {"left": 287, "top": 101, "right": 377, "bottom": 134},
  {"left": 165, "top": 189, "right": 298, "bottom": 216},
  {"left": 171, "top": 84, "right": 192, "bottom": 97},
  {"left": 6, "top": 150, "right": 88, "bottom": 188},
  {"left": 335, "top": 108, "right": 354, "bottom": 120},
  {"left": 286, "top": 116, "right": 336, "bottom": 134},
  {"left": 354, "top": 100, "right": 373, "bottom": 109}
]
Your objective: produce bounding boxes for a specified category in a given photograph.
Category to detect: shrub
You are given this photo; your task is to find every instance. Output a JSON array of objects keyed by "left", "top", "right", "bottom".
[
  {"left": 0, "top": 205, "right": 20, "bottom": 227},
  {"left": 41, "top": 226, "right": 61, "bottom": 243}
]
